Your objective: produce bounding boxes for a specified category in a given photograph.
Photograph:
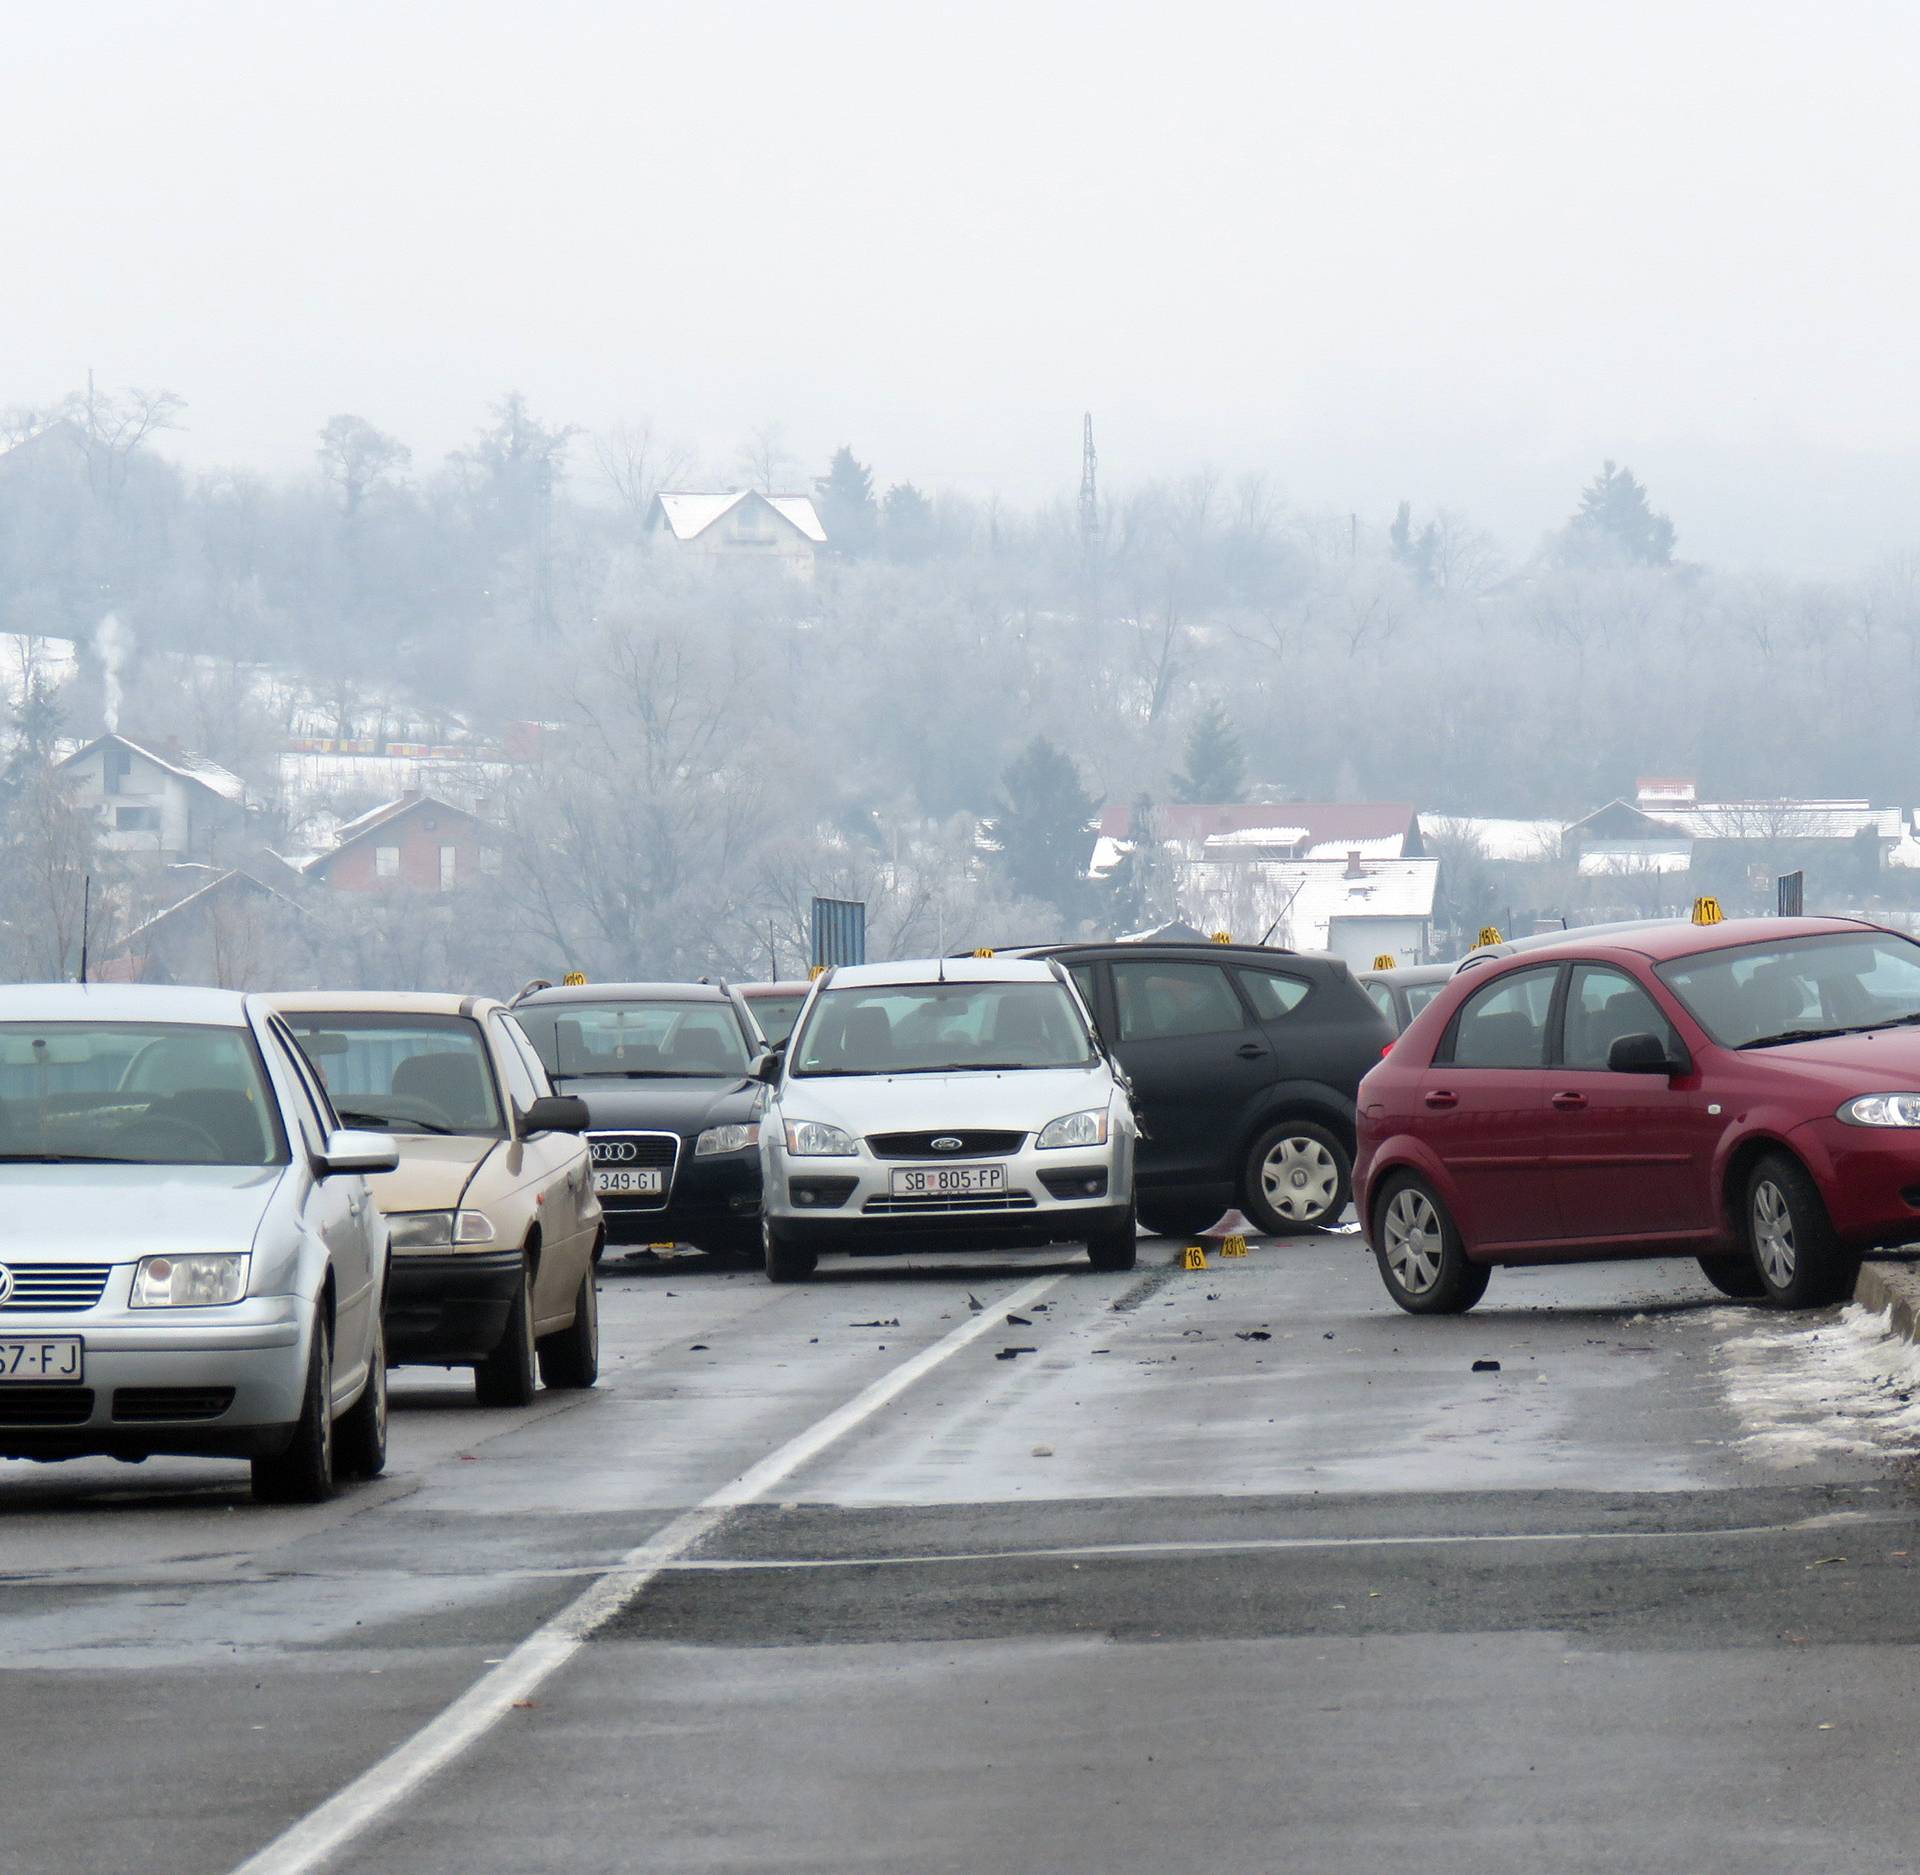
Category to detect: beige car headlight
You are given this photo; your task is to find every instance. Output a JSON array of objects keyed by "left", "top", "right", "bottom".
[
  {"left": 130, "top": 1253, "right": 250, "bottom": 1308},
  {"left": 387, "top": 1210, "right": 496, "bottom": 1251}
]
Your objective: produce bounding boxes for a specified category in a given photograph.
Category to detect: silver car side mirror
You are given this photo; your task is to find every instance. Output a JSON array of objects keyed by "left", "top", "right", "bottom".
[{"left": 320, "top": 1128, "right": 400, "bottom": 1177}]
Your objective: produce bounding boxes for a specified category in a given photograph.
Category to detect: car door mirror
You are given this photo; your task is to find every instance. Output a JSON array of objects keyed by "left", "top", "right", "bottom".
[
  {"left": 751, "top": 1049, "right": 784, "bottom": 1085},
  {"left": 319, "top": 1128, "right": 400, "bottom": 1176},
  {"left": 1607, "top": 1032, "right": 1690, "bottom": 1077},
  {"left": 520, "top": 1094, "right": 590, "bottom": 1136}
]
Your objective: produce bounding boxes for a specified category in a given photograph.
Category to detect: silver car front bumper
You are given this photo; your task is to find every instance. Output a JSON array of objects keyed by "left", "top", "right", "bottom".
[{"left": 0, "top": 1293, "right": 312, "bottom": 1460}]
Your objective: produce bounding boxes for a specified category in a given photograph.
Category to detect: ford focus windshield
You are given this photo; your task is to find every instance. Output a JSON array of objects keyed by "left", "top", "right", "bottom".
[
  {"left": 0, "top": 1022, "right": 286, "bottom": 1166},
  {"left": 792, "top": 982, "right": 1096, "bottom": 1077},
  {"left": 1658, "top": 932, "right": 1920, "bottom": 1048},
  {"left": 516, "top": 1001, "right": 753, "bottom": 1079}
]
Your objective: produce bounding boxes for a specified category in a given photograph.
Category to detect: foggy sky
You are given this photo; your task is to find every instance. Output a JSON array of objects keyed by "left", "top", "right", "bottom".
[{"left": 4, "top": 0, "right": 1917, "bottom": 573}]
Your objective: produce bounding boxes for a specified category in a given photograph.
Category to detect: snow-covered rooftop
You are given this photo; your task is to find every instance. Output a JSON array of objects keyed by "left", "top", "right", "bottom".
[{"left": 653, "top": 490, "right": 827, "bottom": 545}]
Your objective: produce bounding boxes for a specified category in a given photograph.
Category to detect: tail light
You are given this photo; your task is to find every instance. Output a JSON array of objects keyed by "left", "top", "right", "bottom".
[{"left": 1380, "top": 1042, "right": 1394, "bottom": 1058}]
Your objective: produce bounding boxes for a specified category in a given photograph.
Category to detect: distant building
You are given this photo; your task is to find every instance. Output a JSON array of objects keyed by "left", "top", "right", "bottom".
[
  {"left": 1175, "top": 852, "right": 1440, "bottom": 968},
  {"left": 648, "top": 491, "right": 827, "bottom": 575},
  {"left": 304, "top": 791, "right": 498, "bottom": 893},
  {"left": 108, "top": 865, "right": 305, "bottom": 988},
  {"left": 58, "top": 732, "right": 253, "bottom": 862},
  {"left": 1090, "top": 802, "right": 1422, "bottom": 881}
]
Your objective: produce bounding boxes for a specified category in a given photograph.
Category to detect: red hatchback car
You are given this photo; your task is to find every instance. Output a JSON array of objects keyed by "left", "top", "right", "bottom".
[{"left": 1356, "top": 916, "right": 1920, "bottom": 1314}]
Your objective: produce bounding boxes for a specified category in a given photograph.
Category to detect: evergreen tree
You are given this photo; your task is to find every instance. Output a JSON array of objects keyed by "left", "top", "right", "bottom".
[
  {"left": 1172, "top": 701, "right": 1247, "bottom": 803},
  {"left": 881, "top": 481, "right": 936, "bottom": 562},
  {"left": 989, "top": 736, "right": 1099, "bottom": 918},
  {"left": 814, "top": 446, "right": 878, "bottom": 555},
  {"left": 1557, "top": 460, "right": 1676, "bottom": 568},
  {"left": 1388, "top": 499, "right": 1438, "bottom": 592}
]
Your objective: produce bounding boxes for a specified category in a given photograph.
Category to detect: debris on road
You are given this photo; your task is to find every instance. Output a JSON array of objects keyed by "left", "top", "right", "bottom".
[
  {"left": 1472, "top": 1359, "right": 1501, "bottom": 1373},
  {"left": 995, "top": 1347, "right": 1039, "bottom": 1361},
  {"left": 966, "top": 1293, "right": 985, "bottom": 1312},
  {"left": 690, "top": 1344, "right": 710, "bottom": 1352},
  {"left": 1031, "top": 1445, "right": 1054, "bottom": 1457},
  {"left": 1007, "top": 1313, "right": 1033, "bottom": 1326},
  {"left": 1236, "top": 1330, "right": 1273, "bottom": 1342},
  {"left": 850, "top": 1319, "right": 900, "bottom": 1328}
]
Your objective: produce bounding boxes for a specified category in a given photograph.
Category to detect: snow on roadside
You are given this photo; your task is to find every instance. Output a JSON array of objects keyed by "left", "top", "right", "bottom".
[{"left": 1713, "top": 1302, "right": 1920, "bottom": 1465}]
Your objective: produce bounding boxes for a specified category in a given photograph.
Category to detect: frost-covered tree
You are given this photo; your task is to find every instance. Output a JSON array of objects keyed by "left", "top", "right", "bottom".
[
  {"left": 815, "top": 446, "right": 877, "bottom": 555},
  {"left": 1557, "top": 461, "right": 1676, "bottom": 568},
  {"left": 1173, "top": 701, "right": 1246, "bottom": 803}
]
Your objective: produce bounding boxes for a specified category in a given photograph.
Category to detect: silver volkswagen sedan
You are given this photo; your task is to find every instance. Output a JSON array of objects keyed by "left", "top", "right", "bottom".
[
  {"left": 758, "top": 958, "right": 1137, "bottom": 1280},
  {"left": 0, "top": 986, "right": 397, "bottom": 1502}
]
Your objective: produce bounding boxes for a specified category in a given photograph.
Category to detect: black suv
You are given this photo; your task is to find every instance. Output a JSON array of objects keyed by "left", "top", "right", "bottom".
[
  {"left": 1021, "top": 942, "right": 1391, "bottom": 1237},
  {"left": 511, "top": 981, "right": 771, "bottom": 1259}
]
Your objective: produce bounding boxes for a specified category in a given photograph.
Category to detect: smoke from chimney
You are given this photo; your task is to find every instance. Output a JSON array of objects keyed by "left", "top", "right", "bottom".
[{"left": 95, "top": 612, "right": 134, "bottom": 734}]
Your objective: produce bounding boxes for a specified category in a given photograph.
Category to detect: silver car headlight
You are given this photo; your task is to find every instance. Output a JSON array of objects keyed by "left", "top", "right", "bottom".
[
  {"left": 1839, "top": 1094, "right": 1920, "bottom": 1127},
  {"left": 387, "top": 1210, "right": 497, "bottom": 1250},
  {"left": 1037, "top": 1108, "right": 1109, "bottom": 1150},
  {"left": 696, "top": 1123, "right": 760, "bottom": 1156},
  {"left": 130, "top": 1253, "right": 250, "bottom": 1308},
  {"left": 784, "top": 1120, "right": 856, "bottom": 1157}
]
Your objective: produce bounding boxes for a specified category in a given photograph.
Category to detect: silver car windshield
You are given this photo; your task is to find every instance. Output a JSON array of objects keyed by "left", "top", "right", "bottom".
[
  {"left": 516, "top": 1001, "right": 753, "bottom": 1079},
  {"left": 0, "top": 1022, "right": 287, "bottom": 1166},
  {"left": 282, "top": 1014, "right": 504, "bottom": 1136},
  {"left": 1657, "top": 932, "right": 1920, "bottom": 1048},
  {"left": 792, "top": 982, "right": 1096, "bottom": 1077}
]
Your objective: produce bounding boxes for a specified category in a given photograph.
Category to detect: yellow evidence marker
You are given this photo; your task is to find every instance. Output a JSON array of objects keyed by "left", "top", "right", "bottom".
[
  {"left": 562, "top": 970, "right": 589, "bottom": 986},
  {"left": 1476, "top": 926, "right": 1504, "bottom": 948},
  {"left": 1210, "top": 930, "right": 1233, "bottom": 945},
  {"left": 1692, "top": 896, "right": 1723, "bottom": 925},
  {"left": 1372, "top": 954, "right": 1396, "bottom": 971},
  {"left": 1182, "top": 1244, "right": 1210, "bottom": 1270},
  {"left": 1220, "top": 1234, "right": 1249, "bottom": 1257}
]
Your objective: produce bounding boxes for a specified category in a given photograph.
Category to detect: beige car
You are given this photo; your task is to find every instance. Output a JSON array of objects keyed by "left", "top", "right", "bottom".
[{"left": 271, "top": 993, "right": 602, "bottom": 1407}]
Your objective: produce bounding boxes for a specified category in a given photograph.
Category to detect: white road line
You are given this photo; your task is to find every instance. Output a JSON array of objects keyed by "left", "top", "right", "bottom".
[
  {"left": 657, "top": 1513, "right": 1891, "bottom": 1571},
  {"left": 228, "top": 1273, "right": 1063, "bottom": 1875}
]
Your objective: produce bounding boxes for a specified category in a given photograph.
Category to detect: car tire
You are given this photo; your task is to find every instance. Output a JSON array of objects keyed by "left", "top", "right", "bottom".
[
  {"left": 1697, "top": 1252, "right": 1767, "bottom": 1300},
  {"left": 1086, "top": 1210, "right": 1138, "bottom": 1272},
  {"left": 1745, "top": 1153, "right": 1858, "bottom": 1308},
  {"left": 252, "top": 1307, "right": 336, "bottom": 1504},
  {"left": 764, "top": 1220, "right": 817, "bottom": 1284},
  {"left": 538, "top": 1267, "right": 600, "bottom": 1390},
  {"left": 1372, "top": 1173, "right": 1490, "bottom": 1315},
  {"left": 1137, "top": 1204, "right": 1224, "bottom": 1241},
  {"left": 335, "top": 1308, "right": 388, "bottom": 1481},
  {"left": 1243, "top": 1121, "right": 1350, "bottom": 1237},
  {"left": 475, "top": 1253, "right": 538, "bottom": 1407}
]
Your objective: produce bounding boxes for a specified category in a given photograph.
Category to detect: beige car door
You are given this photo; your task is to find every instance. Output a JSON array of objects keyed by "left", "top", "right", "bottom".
[{"left": 487, "top": 1011, "right": 592, "bottom": 1331}]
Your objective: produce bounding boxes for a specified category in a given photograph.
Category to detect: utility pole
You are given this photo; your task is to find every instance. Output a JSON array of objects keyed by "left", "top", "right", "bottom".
[{"left": 1079, "top": 413, "right": 1101, "bottom": 561}]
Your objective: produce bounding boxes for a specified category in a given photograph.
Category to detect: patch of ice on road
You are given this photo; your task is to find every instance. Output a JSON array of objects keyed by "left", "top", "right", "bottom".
[{"left": 1714, "top": 1302, "right": 1920, "bottom": 1465}]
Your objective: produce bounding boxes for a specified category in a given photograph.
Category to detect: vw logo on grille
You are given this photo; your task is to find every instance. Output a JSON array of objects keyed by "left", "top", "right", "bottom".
[
  {"left": 591, "top": 1141, "right": 637, "bottom": 1163},
  {"left": 0, "top": 1265, "right": 13, "bottom": 1304},
  {"left": 930, "top": 1136, "right": 964, "bottom": 1151}
]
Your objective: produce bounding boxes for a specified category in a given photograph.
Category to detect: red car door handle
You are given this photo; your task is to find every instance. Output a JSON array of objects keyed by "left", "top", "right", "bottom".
[
  {"left": 1552, "top": 1092, "right": 1588, "bottom": 1110},
  {"left": 1423, "top": 1090, "right": 1458, "bottom": 1109}
]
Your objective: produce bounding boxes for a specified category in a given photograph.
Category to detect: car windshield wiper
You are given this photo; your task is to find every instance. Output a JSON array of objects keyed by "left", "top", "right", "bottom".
[
  {"left": 1736, "top": 1026, "right": 1859, "bottom": 1050},
  {"left": 0, "top": 1151, "right": 148, "bottom": 1164},
  {"left": 1856, "top": 1012, "right": 1920, "bottom": 1031},
  {"left": 559, "top": 1068, "right": 733, "bottom": 1080},
  {"left": 332, "top": 1106, "right": 457, "bottom": 1136}
]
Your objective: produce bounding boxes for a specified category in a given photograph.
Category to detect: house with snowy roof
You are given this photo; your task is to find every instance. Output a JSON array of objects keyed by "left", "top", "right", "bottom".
[
  {"left": 58, "top": 732, "right": 254, "bottom": 862},
  {"left": 648, "top": 490, "right": 827, "bottom": 576}
]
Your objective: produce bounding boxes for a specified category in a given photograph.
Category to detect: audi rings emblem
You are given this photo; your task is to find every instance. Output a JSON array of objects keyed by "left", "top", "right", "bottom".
[
  {"left": 0, "top": 1265, "right": 13, "bottom": 1305},
  {"left": 591, "top": 1141, "right": 637, "bottom": 1163},
  {"left": 930, "top": 1136, "right": 964, "bottom": 1152}
]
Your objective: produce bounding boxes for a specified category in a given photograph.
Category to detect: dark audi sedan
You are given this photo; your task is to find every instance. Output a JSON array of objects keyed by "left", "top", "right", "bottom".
[
  {"left": 1357, "top": 916, "right": 1920, "bottom": 1314},
  {"left": 512, "top": 981, "right": 771, "bottom": 1259}
]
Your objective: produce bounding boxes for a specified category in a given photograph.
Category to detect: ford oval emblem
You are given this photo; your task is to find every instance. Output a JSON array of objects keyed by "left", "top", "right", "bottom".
[
  {"left": 0, "top": 1264, "right": 13, "bottom": 1304},
  {"left": 930, "top": 1136, "right": 963, "bottom": 1151}
]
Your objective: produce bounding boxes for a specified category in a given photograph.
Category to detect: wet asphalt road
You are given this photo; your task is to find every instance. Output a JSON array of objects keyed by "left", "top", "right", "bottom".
[{"left": 3, "top": 1233, "right": 1918, "bottom": 1875}]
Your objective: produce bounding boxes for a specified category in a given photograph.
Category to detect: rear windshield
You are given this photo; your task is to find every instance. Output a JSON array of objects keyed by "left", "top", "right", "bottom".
[
  {"left": 792, "top": 981, "right": 1096, "bottom": 1077},
  {"left": 1656, "top": 931, "right": 1920, "bottom": 1047},
  {"left": 283, "top": 1013, "right": 503, "bottom": 1136},
  {"left": 745, "top": 994, "right": 807, "bottom": 1045},
  {"left": 0, "top": 1021, "right": 286, "bottom": 1166},
  {"left": 516, "top": 1000, "right": 753, "bottom": 1079}
]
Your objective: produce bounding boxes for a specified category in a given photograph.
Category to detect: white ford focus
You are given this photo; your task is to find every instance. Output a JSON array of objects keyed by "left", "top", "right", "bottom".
[
  {"left": 0, "top": 986, "right": 397, "bottom": 1502},
  {"left": 757, "top": 957, "right": 1137, "bottom": 1281}
]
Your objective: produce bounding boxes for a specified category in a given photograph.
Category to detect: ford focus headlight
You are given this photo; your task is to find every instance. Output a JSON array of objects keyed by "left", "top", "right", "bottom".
[
  {"left": 386, "top": 1210, "right": 497, "bottom": 1250},
  {"left": 130, "top": 1253, "right": 250, "bottom": 1308},
  {"left": 696, "top": 1123, "right": 759, "bottom": 1156},
  {"left": 1037, "top": 1108, "right": 1109, "bottom": 1150},
  {"left": 784, "top": 1120, "right": 856, "bottom": 1157},
  {"left": 1839, "top": 1094, "right": 1920, "bottom": 1127}
]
